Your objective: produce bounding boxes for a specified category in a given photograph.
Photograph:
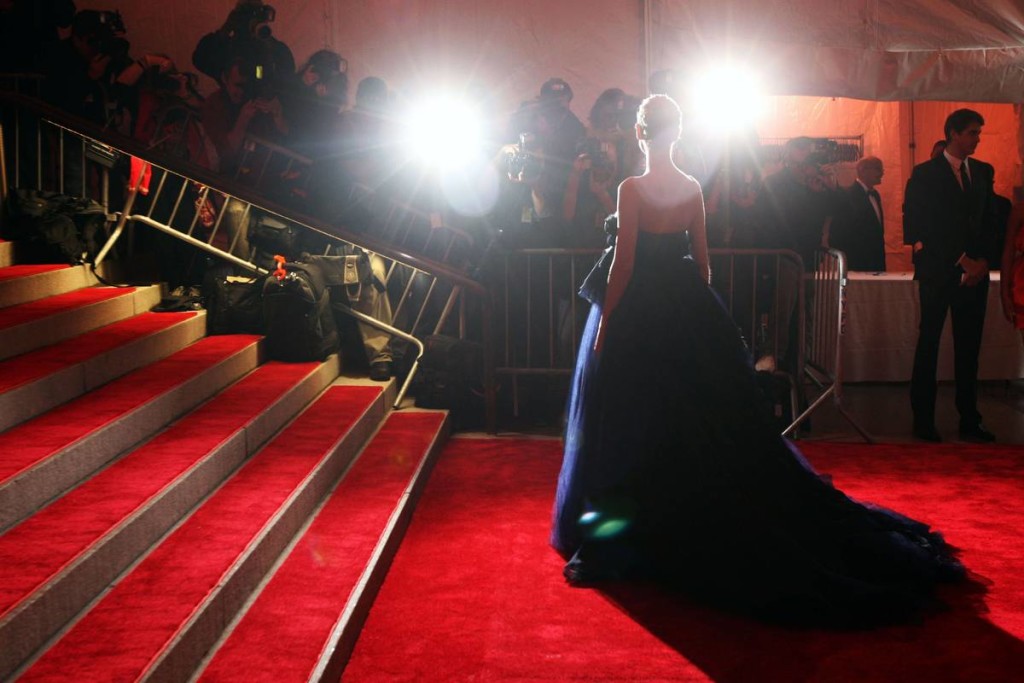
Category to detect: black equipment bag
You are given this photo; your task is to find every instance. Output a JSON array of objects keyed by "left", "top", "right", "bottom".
[
  {"left": 4, "top": 188, "right": 107, "bottom": 264},
  {"left": 203, "top": 267, "right": 264, "bottom": 335},
  {"left": 247, "top": 212, "right": 301, "bottom": 268},
  {"left": 302, "top": 250, "right": 385, "bottom": 302},
  {"left": 413, "top": 334, "right": 484, "bottom": 427},
  {"left": 262, "top": 260, "right": 339, "bottom": 361}
]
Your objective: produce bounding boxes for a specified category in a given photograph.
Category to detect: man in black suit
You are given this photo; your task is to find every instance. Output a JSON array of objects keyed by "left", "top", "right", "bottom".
[
  {"left": 903, "top": 109, "right": 999, "bottom": 443},
  {"left": 832, "top": 156, "right": 887, "bottom": 271}
]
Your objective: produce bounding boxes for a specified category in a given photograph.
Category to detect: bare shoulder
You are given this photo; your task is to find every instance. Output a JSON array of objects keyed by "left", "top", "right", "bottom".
[
  {"left": 676, "top": 168, "right": 701, "bottom": 187},
  {"left": 675, "top": 170, "right": 704, "bottom": 201}
]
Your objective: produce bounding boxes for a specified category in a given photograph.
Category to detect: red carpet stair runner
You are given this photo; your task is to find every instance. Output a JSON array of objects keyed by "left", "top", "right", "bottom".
[{"left": 0, "top": 260, "right": 450, "bottom": 680}]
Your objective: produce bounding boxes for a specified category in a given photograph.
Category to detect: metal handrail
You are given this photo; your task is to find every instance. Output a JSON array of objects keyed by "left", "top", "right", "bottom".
[
  {"left": 0, "top": 92, "right": 486, "bottom": 289},
  {"left": 0, "top": 90, "right": 498, "bottom": 430}
]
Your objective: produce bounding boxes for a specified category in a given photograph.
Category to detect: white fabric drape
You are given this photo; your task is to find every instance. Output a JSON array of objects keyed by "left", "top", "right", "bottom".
[{"left": 650, "top": 0, "right": 1024, "bottom": 101}]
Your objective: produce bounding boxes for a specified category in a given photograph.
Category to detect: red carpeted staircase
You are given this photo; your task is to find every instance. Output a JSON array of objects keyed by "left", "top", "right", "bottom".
[{"left": 0, "top": 254, "right": 450, "bottom": 681}]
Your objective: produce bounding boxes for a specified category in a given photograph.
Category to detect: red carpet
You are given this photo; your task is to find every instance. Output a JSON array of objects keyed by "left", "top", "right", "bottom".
[
  {"left": 0, "top": 335, "right": 259, "bottom": 485},
  {"left": 20, "top": 386, "right": 383, "bottom": 682},
  {"left": 0, "top": 361, "right": 323, "bottom": 620},
  {"left": 0, "top": 286, "right": 136, "bottom": 329},
  {"left": 344, "top": 438, "right": 1024, "bottom": 682},
  {"left": 199, "top": 411, "right": 446, "bottom": 682},
  {"left": 0, "top": 311, "right": 197, "bottom": 393},
  {"left": 0, "top": 264, "right": 68, "bottom": 281}
]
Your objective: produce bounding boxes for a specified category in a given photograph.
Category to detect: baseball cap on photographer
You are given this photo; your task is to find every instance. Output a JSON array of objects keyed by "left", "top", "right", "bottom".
[{"left": 539, "top": 77, "right": 573, "bottom": 102}]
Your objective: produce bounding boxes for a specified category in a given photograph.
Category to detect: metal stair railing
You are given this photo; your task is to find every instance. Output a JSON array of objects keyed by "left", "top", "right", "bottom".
[{"left": 0, "top": 90, "right": 498, "bottom": 430}]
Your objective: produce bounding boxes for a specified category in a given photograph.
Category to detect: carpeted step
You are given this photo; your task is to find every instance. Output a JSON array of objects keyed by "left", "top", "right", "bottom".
[
  {"left": 0, "top": 310, "right": 206, "bottom": 432},
  {"left": 196, "top": 410, "right": 448, "bottom": 683},
  {"left": 0, "top": 357, "right": 340, "bottom": 680},
  {"left": 0, "top": 334, "right": 262, "bottom": 532},
  {"left": 0, "top": 284, "right": 162, "bottom": 361},
  {"left": 14, "top": 384, "right": 386, "bottom": 683},
  {"left": 0, "top": 264, "right": 93, "bottom": 307}
]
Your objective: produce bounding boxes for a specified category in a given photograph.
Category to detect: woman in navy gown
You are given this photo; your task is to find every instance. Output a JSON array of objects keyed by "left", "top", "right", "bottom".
[{"left": 551, "top": 95, "right": 966, "bottom": 625}]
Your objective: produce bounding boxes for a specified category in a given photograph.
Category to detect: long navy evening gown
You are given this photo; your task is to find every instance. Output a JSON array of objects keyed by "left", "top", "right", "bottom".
[{"left": 551, "top": 229, "right": 965, "bottom": 625}]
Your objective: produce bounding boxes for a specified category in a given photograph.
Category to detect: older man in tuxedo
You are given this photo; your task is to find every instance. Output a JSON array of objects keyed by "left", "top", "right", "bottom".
[
  {"left": 832, "top": 156, "right": 887, "bottom": 271},
  {"left": 903, "top": 109, "right": 1000, "bottom": 443}
]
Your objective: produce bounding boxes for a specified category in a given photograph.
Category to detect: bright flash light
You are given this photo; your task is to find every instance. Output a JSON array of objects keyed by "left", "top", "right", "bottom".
[
  {"left": 403, "top": 97, "right": 483, "bottom": 170},
  {"left": 690, "top": 65, "right": 765, "bottom": 133}
]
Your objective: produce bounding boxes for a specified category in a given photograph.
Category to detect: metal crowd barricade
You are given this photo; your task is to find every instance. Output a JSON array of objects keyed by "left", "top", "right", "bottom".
[
  {"left": 495, "top": 247, "right": 600, "bottom": 417},
  {"left": 95, "top": 165, "right": 475, "bottom": 412},
  {"left": 0, "top": 91, "right": 497, "bottom": 428},
  {"left": 234, "top": 134, "right": 316, "bottom": 199},
  {"left": 786, "top": 248, "right": 872, "bottom": 441},
  {"left": 709, "top": 248, "right": 805, "bottom": 432},
  {"left": 496, "top": 247, "right": 808, "bottom": 432}
]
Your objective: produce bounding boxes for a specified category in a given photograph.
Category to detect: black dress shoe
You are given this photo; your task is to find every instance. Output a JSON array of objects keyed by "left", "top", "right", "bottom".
[
  {"left": 959, "top": 423, "right": 996, "bottom": 443},
  {"left": 369, "top": 360, "right": 393, "bottom": 381},
  {"left": 912, "top": 424, "right": 942, "bottom": 443}
]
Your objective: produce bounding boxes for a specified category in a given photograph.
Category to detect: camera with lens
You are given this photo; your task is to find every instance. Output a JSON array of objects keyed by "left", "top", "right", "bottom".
[
  {"left": 243, "top": 58, "right": 280, "bottom": 102},
  {"left": 149, "top": 70, "right": 200, "bottom": 99},
  {"left": 85, "top": 10, "right": 130, "bottom": 61},
  {"left": 506, "top": 132, "right": 544, "bottom": 182},
  {"left": 578, "top": 138, "right": 615, "bottom": 185},
  {"left": 228, "top": 3, "right": 277, "bottom": 39}
]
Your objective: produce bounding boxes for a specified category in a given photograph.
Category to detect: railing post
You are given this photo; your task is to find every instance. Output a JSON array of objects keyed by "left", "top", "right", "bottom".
[
  {"left": 94, "top": 161, "right": 147, "bottom": 268},
  {"left": 0, "top": 119, "right": 8, "bottom": 225},
  {"left": 482, "top": 290, "right": 498, "bottom": 434}
]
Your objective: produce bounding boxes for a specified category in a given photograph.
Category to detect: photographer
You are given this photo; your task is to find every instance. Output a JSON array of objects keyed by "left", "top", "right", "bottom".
[
  {"left": 199, "top": 54, "right": 289, "bottom": 262},
  {"left": 561, "top": 89, "right": 638, "bottom": 248},
  {"left": 0, "top": 0, "right": 76, "bottom": 72},
  {"left": 40, "top": 10, "right": 178, "bottom": 133},
  {"left": 493, "top": 97, "right": 575, "bottom": 249},
  {"left": 335, "top": 76, "right": 396, "bottom": 194},
  {"left": 561, "top": 143, "right": 616, "bottom": 248},
  {"left": 192, "top": 0, "right": 294, "bottom": 89},
  {"left": 200, "top": 54, "right": 289, "bottom": 174},
  {"left": 40, "top": 10, "right": 132, "bottom": 125},
  {"left": 284, "top": 49, "right": 348, "bottom": 160},
  {"left": 529, "top": 78, "right": 585, "bottom": 207}
]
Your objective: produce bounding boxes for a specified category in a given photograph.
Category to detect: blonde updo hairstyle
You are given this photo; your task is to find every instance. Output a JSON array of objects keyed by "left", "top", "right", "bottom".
[{"left": 636, "top": 94, "right": 682, "bottom": 149}]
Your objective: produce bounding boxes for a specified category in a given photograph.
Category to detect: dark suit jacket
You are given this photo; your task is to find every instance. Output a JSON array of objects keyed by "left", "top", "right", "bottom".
[
  {"left": 832, "top": 182, "right": 886, "bottom": 271},
  {"left": 902, "top": 155, "right": 999, "bottom": 282}
]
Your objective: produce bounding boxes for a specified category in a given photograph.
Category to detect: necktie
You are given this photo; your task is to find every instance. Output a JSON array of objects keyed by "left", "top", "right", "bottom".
[{"left": 960, "top": 161, "right": 972, "bottom": 194}]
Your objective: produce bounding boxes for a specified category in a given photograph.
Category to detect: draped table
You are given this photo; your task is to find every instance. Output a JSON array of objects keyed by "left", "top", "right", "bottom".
[{"left": 840, "top": 271, "right": 1023, "bottom": 382}]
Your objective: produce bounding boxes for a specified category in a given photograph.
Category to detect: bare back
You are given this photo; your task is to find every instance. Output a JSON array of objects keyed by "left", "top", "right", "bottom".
[{"left": 632, "top": 169, "right": 703, "bottom": 234}]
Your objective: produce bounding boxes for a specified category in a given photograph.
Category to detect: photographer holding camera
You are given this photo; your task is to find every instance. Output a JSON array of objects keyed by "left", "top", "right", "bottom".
[
  {"left": 561, "top": 141, "right": 616, "bottom": 249},
  {"left": 201, "top": 53, "right": 289, "bottom": 174},
  {"left": 41, "top": 10, "right": 132, "bottom": 125},
  {"left": 284, "top": 49, "right": 348, "bottom": 160},
  {"left": 492, "top": 96, "right": 576, "bottom": 250},
  {"left": 40, "top": 10, "right": 181, "bottom": 131},
  {"left": 192, "top": 0, "right": 294, "bottom": 89},
  {"left": 561, "top": 89, "right": 639, "bottom": 249}
]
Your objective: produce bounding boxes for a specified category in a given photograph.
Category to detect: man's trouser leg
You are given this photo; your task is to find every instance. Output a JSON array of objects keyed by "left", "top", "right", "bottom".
[{"left": 356, "top": 253, "right": 392, "bottom": 364}]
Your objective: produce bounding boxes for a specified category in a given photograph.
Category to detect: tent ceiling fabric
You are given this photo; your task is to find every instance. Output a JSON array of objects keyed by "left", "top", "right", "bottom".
[
  {"left": 76, "top": 1, "right": 1024, "bottom": 105},
  {"left": 651, "top": 0, "right": 1024, "bottom": 101}
]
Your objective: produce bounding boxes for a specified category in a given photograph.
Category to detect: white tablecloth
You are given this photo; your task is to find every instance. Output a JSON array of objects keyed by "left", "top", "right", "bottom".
[{"left": 841, "top": 272, "right": 1024, "bottom": 382}]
